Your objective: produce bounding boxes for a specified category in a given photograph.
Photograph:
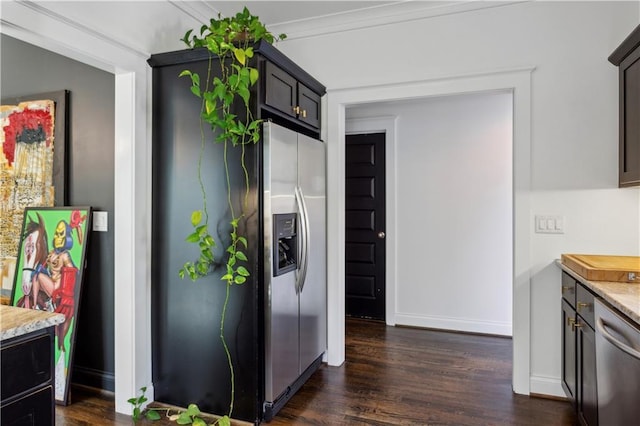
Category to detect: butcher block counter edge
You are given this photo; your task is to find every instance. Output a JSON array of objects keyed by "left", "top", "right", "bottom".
[
  {"left": 0, "top": 305, "right": 64, "bottom": 342},
  {"left": 557, "top": 259, "right": 640, "bottom": 326}
]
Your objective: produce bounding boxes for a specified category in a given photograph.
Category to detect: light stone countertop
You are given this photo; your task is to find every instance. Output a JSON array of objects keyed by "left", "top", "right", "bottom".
[
  {"left": 557, "top": 260, "right": 640, "bottom": 325},
  {"left": 0, "top": 304, "right": 65, "bottom": 342}
]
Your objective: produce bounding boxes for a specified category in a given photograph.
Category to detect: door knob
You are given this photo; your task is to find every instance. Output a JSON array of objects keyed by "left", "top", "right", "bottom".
[{"left": 378, "top": 231, "right": 385, "bottom": 239}]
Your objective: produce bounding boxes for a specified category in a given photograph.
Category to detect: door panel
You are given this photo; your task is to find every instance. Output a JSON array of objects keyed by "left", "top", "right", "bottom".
[
  {"left": 263, "top": 123, "right": 299, "bottom": 401},
  {"left": 345, "top": 133, "right": 385, "bottom": 321},
  {"left": 297, "top": 132, "right": 327, "bottom": 373}
]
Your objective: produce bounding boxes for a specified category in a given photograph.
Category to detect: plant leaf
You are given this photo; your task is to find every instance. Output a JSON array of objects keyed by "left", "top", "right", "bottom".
[
  {"left": 218, "top": 416, "right": 232, "bottom": 426},
  {"left": 249, "top": 68, "right": 259, "bottom": 85},
  {"left": 185, "top": 232, "right": 200, "bottom": 243},
  {"left": 233, "top": 47, "right": 246, "bottom": 65},
  {"left": 185, "top": 404, "right": 201, "bottom": 417},
  {"left": 146, "top": 410, "right": 161, "bottom": 421},
  {"left": 235, "top": 250, "right": 247, "bottom": 261},
  {"left": 190, "top": 210, "right": 203, "bottom": 226},
  {"left": 192, "top": 418, "right": 207, "bottom": 426},
  {"left": 176, "top": 412, "right": 193, "bottom": 425},
  {"left": 237, "top": 266, "right": 250, "bottom": 277},
  {"left": 234, "top": 275, "right": 247, "bottom": 284}
]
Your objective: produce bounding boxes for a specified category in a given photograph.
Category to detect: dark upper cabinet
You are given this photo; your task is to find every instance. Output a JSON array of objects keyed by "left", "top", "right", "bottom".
[
  {"left": 263, "top": 61, "right": 321, "bottom": 131},
  {"left": 147, "top": 40, "right": 325, "bottom": 139},
  {"left": 609, "top": 24, "right": 640, "bottom": 187}
]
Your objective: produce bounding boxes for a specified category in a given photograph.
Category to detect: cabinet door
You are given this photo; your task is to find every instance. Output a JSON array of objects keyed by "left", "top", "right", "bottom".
[
  {"left": 297, "top": 83, "right": 320, "bottom": 129},
  {"left": 561, "top": 298, "right": 577, "bottom": 402},
  {"left": 619, "top": 48, "right": 640, "bottom": 187},
  {"left": 577, "top": 322, "right": 598, "bottom": 426},
  {"left": 264, "top": 61, "right": 297, "bottom": 119}
]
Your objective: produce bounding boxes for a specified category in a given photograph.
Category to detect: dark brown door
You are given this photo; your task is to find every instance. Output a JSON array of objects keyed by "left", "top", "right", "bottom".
[{"left": 345, "top": 132, "right": 385, "bottom": 320}]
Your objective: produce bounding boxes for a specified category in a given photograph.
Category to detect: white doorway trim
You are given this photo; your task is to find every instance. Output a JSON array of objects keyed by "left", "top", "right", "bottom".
[
  {"left": 345, "top": 116, "right": 398, "bottom": 326},
  {"left": 1, "top": 1, "right": 153, "bottom": 412},
  {"left": 325, "top": 67, "right": 533, "bottom": 395}
]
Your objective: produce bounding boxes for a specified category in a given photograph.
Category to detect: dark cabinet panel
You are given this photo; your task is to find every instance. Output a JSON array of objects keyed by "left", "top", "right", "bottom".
[
  {"left": 1, "top": 334, "right": 51, "bottom": 400},
  {"left": 297, "top": 84, "right": 320, "bottom": 129},
  {"left": 609, "top": 24, "right": 640, "bottom": 187},
  {"left": 560, "top": 272, "right": 598, "bottom": 425},
  {"left": 265, "top": 60, "right": 297, "bottom": 119},
  {"left": 577, "top": 321, "right": 597, "bottom": 426},
  {"left": 1, "top": 386, "right": 53, "bottom": 426},
  {"left": 1, "top": 326, "right": 55, "bottom": 426},
  {"left": 263, "top": 61, "right": 321, "bottom": 131},
  {"left": 561, "top": 298, "right": 576, "bottom": 402}
]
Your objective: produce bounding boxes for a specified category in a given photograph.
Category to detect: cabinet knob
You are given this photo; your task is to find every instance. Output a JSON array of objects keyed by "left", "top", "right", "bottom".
[
  {"left": 568, "top": 317, "right": 575, "bottom": 327},
  {"left": 293, "top": 106, "right": 301, "bottom": 115},
  {"left": 302, "top": 109, "right": 307, "bottom": 118}
]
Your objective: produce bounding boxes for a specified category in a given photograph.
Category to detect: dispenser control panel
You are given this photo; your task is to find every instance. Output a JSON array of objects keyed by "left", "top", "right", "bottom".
[{"left": 273, "top": 213, "right": 297, "bottom": 276}]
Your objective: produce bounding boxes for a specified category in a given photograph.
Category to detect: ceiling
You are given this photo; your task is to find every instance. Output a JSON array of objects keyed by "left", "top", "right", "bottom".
[
  {"left": 210, "top": 1, "right": 403, "bottom": 26},
  {"left": 15, "top": 1, "right": 460, "bottom": 54}
]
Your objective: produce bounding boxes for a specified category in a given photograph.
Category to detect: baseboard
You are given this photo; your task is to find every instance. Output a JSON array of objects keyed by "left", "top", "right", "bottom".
[
  {"left": 529, "top": 375, "right": 565, "bottom": 398},
  {"left": 72, "top": 365, "right": 115, "bottom": 392},
  {"left": 394, "top": 313, "right": 512, "bottom": 336}
]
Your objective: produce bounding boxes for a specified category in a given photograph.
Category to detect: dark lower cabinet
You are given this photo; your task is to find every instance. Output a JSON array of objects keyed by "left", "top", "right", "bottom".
[
  {"left": 561, "top": 298, "right": 577, "bottom": 401},
  {"left": 577, "top": 320, "right": 597, "bottom": 426},
  {"left": 561, "top": 271, "right": 598, "bottom": 426},
  {"left": 1, "top": 326, "right": 55, "bottom": 426},
  {"left": 1, "top": 386, "right": 54, "bottom": 426}
]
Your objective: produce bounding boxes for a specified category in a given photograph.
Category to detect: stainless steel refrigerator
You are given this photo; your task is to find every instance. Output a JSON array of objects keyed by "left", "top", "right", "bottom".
[{"left": 262, "top": 122, "right": 327, "bottom": 419}]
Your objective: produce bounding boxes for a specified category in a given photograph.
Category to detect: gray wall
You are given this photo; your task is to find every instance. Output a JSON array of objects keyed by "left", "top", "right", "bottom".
[{"left": 1, "top": 34, "right": 115, "bottom": 390}]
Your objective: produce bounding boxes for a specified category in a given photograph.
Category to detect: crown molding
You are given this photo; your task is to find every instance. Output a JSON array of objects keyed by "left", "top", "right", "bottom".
[
  {"left": 271, "top": 1, "right": 528, "bottom": 41},
  {"left": 6, "top": 0, "right": 149, "bottom": 60},
  {"left": 168, "top": 0, "right": 220, "bottom": 25}
]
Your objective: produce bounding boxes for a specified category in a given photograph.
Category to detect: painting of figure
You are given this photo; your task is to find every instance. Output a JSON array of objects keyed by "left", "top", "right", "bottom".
[
  {"left": 10, "top": 206, "right": 91, "bottom": 405},
  {"left": 1, "top": 90, "right": 69, "bottom": 304}
]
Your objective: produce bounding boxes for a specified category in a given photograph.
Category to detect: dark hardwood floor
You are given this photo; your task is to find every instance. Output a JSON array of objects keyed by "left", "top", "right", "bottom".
[{"left": 56, "top": 318, "right": 575, "bottom": 425}]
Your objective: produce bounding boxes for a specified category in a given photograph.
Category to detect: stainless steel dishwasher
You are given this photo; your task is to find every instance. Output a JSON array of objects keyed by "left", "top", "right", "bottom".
[{"left": 594, "top": 299, "right": 640, "bottom": 424}]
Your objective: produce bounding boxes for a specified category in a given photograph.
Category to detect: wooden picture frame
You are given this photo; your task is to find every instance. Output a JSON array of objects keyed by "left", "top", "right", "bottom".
[{"left": 9, "top": 206, "right": 92, "bottom": 405}]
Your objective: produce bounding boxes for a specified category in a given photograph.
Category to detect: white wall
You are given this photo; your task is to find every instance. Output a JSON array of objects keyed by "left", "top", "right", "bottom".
[
  {"left": 278, "top": 1, "right": 640, "bottom": 396},
  {"left": 346, "top": 92, "right": 513, "bottom": 335}
]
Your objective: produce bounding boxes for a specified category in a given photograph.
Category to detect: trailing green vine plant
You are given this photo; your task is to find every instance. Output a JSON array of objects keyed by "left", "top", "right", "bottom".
[{"left": 133, "top": 7, "right": 285, "bottom": 426}]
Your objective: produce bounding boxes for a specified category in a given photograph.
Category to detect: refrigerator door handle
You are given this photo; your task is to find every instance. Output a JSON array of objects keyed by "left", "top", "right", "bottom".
[{"left": 295, "top": 186, "right": 310, "bottom": 293}]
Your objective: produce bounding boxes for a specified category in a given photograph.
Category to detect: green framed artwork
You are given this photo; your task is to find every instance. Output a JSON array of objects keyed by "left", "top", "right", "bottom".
[{"left": 10, "top": 206, "right": 92, "bottom": 405}]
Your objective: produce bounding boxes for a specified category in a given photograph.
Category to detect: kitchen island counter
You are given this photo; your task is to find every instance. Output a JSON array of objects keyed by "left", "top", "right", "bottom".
[
  {"left": 557, "top": 260, "right": 640, "bottom": 325},
  {"left": 0, "top": 304, "right": 64, "bottom": 341}
]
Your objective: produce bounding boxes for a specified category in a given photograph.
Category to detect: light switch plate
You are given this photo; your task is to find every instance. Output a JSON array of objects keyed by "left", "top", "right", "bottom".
[
  {"left": 93, "top": 211, "right": 108, "bottom": 232},
  {"left": 535, "top": 215, "right": 564, "bottom": 234}
]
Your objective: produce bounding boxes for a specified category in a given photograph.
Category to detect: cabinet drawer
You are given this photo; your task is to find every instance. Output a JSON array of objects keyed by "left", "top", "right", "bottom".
[
  {"left": 1, "top": 333, "right": 52, "bottom": 400},
  {"left": 561, "top": 272, "right": 576, "bottom": 307},
  {"left": 0, "top": 385, "right": 53, "bottom": 426},
  {"left": 576, "top": 284, "right": 596, "bottom": 328}
]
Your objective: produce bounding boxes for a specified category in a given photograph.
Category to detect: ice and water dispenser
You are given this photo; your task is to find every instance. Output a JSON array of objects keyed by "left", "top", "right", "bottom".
[{"left": 273, "top": 213, "right": 297, "bottom": 276}]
